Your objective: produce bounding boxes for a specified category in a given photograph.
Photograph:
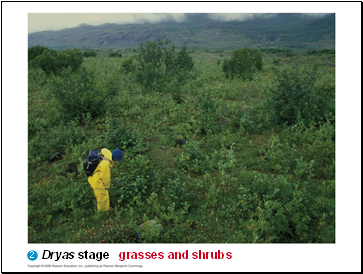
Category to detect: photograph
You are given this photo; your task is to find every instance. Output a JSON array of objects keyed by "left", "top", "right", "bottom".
[{"left": 27, "top": 12, "right": 336, "bottom": 244}]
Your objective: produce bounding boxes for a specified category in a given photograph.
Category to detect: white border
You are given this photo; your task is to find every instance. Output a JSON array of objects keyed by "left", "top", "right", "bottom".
[{"left": 1, "top": 2, "right": 361, "bottom": 272}]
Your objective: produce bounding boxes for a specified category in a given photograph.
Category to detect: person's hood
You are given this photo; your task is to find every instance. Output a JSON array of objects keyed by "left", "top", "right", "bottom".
[{"left": 101, "top": 148, "right": 113, "bottom": 162}]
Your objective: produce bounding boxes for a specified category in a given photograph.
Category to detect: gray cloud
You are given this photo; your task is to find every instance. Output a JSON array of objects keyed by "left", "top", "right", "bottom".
[
  {"left": 207, "top": 13, "right": 277, "bottom": 22},
  {"left": 28, "top": 13, "right": 187, "bottom": 33},
  {"left": 300, "top": 13, "right": 332, "bottom": 18},
  {"left": 28, "top": 13, "right": 333, "bottom": 33},
  {"left": 208, "top": 13, "right": 333, "bottom": 22}
]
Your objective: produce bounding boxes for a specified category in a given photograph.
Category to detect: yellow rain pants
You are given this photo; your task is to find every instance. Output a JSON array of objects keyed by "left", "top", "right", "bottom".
[
  {"left": 92, "top": 188, "right": 110, "bottom": 212},
  {"left": 88, "top": 148, "right": 114, "bottom": 212}
]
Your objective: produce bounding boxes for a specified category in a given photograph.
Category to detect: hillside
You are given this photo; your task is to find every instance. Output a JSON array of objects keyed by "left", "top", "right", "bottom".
[
  {"left": 28, "top": 45, "right": 336, "bottom": 243},
  {"left": 28, "top": 13, "right": 335, "bottom": 50}
]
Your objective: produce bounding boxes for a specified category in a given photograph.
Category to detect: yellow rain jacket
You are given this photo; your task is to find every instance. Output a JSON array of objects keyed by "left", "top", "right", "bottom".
[{"left": 88, "top": 148, "right": 114, "bottom": 212}]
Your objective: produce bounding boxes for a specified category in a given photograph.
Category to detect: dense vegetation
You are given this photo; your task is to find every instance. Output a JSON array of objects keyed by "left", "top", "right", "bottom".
[
  {"left": 28, "top": 42, "right": 335, "bottom": 243},
  {"left": 222, "top": 47, "right": 263, "bottom": 80},
  {"left": 29, "top": 48, "right": 83, "bottom": 74}
]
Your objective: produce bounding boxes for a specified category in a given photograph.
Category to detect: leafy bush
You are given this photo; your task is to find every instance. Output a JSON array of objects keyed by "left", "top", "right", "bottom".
[
  {"left": 106, "top": 118, "right": 140, "bottom": 151},
  {"left": 195, "top": 93, "right": 220, "bottom": 134},
  {"left": 307, "top": 49, "right": 335, "bottom": 56},
  {"left": 39, "top": 120, "right": 86, "bottom": 162},
  {"left": 29, "top": 49, "right": 58, "bottom": 73},
  {"left": 281, "top": 119, "right": 335, "bottom": 180},
  {"left": 135, "top": 39, "right": 194, "bottom": 92},
  {"left": 222, "top": 47, "right": 263, "bottom": 81},
  {"left": 60, "top": 49, "right": 84, "bottom": 71},
  {"left": 272, "top": 58, "right": 280, "bottom": 66},
  {"left": 237, "top": 172, "right": 335, "bottom": 243},
  {"left": 28, "top": 117, "right": 47, "bottom": 137},
  {"left": 28, "top": 45, "right": 51, "bottom": 62},
  {"left": 302, "top": 121, "right": 335, "bottom": 179},
  {"left": 120, "top": 57, "right": 136, "bottom": 74},
  {"left": 267, "top": 66, "right": 335, "bottom": 126},
  {"left": 210, "top": 146, "right": 237, "bottom": 173},
  {"left": 284, "top": 49, "right": 294, "bottom": 57},
  {"left": 258, "top": 135, "right": 300, "bottom": 175},
  {"left": 138, "top": 220, "right": 163, "bottom": 243},
  {"left": 176, "top": 44, "right": 194, "bottom": 71},
  {"left": 261, "top": 48, "right": 292, "bottom": 54},
  {"left": 259, "top": 119, "right": 335, "bottom": 180},
  {"left": 83, "top": 50, "right": 97, "bottom": 57},
  {"left": 176, "top": 142, "right": 211, "bottom": 174},
  {"left": 100, "top": 71, "right": 122, "bottom": 96},
  {"left": 238, "top": 106, "right": 266, "bottom": 133},
  {"left": 159, "top": 170, "right": 191, "bottom": 212},
  {"left": 113, "top": 154, "right": 150, "bottom": 205},
  {"left": 51, "top": 67, "right": 107, "bottom": 121},
  {"left": 28, "top": 67, "right": 48, "bottom": 93},
  {"left": 30, "top": 48, "right": 84, "bottom": 74},
  {"left": 109, "top": 52, "right": 122, "bottom": 58}
]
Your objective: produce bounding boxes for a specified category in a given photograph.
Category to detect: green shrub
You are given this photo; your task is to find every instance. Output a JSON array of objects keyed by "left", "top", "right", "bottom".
[
  {"left": 51, "top": 67, "right": 107, "bottom": 121},
  {"left": 176, "top": 44, "right": 194, "bottom": 71},
  {"left": 109, "top": 52, "right": 122, "bottom": 58},
  {"left": 267, "top": 66, "right": 335, "bottom": 126},
  {"left": 120, "top": 56, "right": 136, "bottom": 74},
  {"left": 210, "top": 146, "right": 237, "bottom": 173},
  {"left": 135, "top": 39, "right": 194, "bottom": 92},
  {"left": 272, "top": 58, "right": 280, "bottom": 66},
  {"left": 28, "top": 117, "right": 46, "bottom": 137},
  {"left": 237, "top": 172, "right": 335, "bottom": 243},
  {"left": 162, "top": 171, "right": 190, "bottom": 210},
  {"left": 28, "top": 45, "right": 51, "bottom": 62},
  {"left": 307, "top": 49, "right": 335, "bottom": 56},
  {"left": 307, "top": 50, "right": 318, "bottom": 55},
  {"left": 261, "top": 48, "right": 291, "bottom": 54},
  {"left": 113, "top": 154, "right": 150, "bottom": 205},
  {"left": 48, "top": 120, "right": 87, "bottom": 160},
  {"left": 30, "top": 48, "right": 83, "bottom": 75},
  {"left": 29, "top": 49, "right": 58, "bottom": 74},
  {"left": 281, "top": 119, "right": 335, "bottom": 180},
  {"left": 284, "top": 49, "right": 294, "bottom": 57},
  {"left": 195, "top": 93, "right": 220, "bottom": 134},
  {"left": 28, "top": 67, "right": 48, "bottom": 93},
  {"left": 83, "top": 50, "right": 97, "bottom": 57},
  {"left": 238, "top": 106, "right": 266, "bottom": 133},
  {"left": 28, "top": 118, "right": 89, "bottom": 165},
  {"left": 176, "top": 142, "right": 211, "bottom": 174},
  {"left": 258, "top": 135, "right": 300, "bottom": 175},
  {"left": 100, "top": 71, "right": 121, "bottom": 96},
  {"left": 303, "top": 121, "right": 335, "bottom": 179},
  {"left": 259, "top": 119, "right": 335, "bottom": 180},
  {"left": 105, "top": 117, "right": 140, "bottom": 151},
  {"left": 61, "top": 49, "right": 84, "bottom": 71},
  {"left": 222, "top": 47, "right": 263, "bottom": 81},
  {"left": 138, "top": 220, "right": 163, "bottom": 243}
]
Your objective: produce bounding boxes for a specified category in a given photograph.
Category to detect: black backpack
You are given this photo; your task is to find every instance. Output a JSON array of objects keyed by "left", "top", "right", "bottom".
[{"left": 83, "top": 150, "right": 110, "bottom": 177}]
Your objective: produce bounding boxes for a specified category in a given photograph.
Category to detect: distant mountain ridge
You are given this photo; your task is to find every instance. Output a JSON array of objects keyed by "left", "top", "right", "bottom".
[{"left": 28, "top": 13, "right": 335, "bottom": 50}]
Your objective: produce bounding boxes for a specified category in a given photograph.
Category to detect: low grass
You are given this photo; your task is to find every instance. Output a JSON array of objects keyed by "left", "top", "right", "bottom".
[{"left": 28, "top": 48, "right": 335, "bottom": 243}]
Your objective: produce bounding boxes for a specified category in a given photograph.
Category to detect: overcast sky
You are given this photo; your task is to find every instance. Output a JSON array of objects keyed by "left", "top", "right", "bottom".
[{"left": 28, "top": 13, "right": 330, "bottom": 33}]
